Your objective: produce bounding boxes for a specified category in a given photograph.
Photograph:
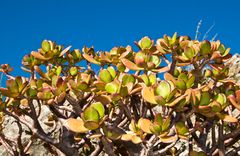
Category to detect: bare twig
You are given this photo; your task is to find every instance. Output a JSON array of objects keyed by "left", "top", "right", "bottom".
[{"left": 218, "top": 121, "right": 225, "bottom": 156}]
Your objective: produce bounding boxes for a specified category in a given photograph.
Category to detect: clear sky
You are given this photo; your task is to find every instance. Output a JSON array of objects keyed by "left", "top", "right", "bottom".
[{"left": 0, "top": 0, "right": 240, "bottom": 76}]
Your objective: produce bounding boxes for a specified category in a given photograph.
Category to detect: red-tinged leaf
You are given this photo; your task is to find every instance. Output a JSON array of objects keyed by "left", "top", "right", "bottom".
[
  {"left": 151, "top": 66, "right": 170, "bottom": 73},
  {"left": 222, "top": 53, "right": 232, "bottom": 62},
  {"left": 208, "top": 63, "right": 224, "bottom": 71},
  {"left": 121, "top": 58, "right": 144, "bottom": 70},
  {"left": 228, "top": 95, "right": 240, "bottom": 111},
  {"left": 176, "top": 62, "right": 191, "bottom": 66},
  {"left": 66, "top": 118, "right": 89, "bottom": 133},
  {"left": 166, "top": 95, "right": 186, "bottom": 107},
  {"left": 31, "top": 51, "right": 50, "bottom": 60},
  {"left": 119, "top": 47, "right": 132, "bottom": 59},
  {"left": 164, "top": 73, "right": 176, "bottom": 83},
  {"left": 159, "top": 135, "right": 178, "bottom": 143},
  {"left": 216, "top": 113, "right": 238, "bottom": 123},
  {"left": 59, "top": 46, "right": 71, "bottom": 57},
  {"left": 141, "top": 86, "right": 157, "bottom": 104},
  {"left": 100, "top": 52, "right": 111, "bottom": 62},
  {"left": 82, "top": 53, "right": 101, "bottom": 65},
  {"left": 34, "top": 66, "right": 48, "bottom": 79},
  {"left": 236, "top": 90, "right": 240, "bottom": 104},
  {"left": 0, "top": 88, "right": 18, "bottom": 98},
  {"left": 131, "top": 135, "right": 142, "bottom": 144},
  {"left": 138, "top": 118, "right": 153, "bottom": 134},
  {"left": 121, "top": 134, "right": 135, "bottom": 142},
  {"left": 55, "top": 92, "right": 66, "bottom": 103},
  {"left": 94, "top": 95, "right": 112, "bottom": 105},
  {"left": 210, "top": 51, "right": 222, "bottom": 60},
  {"left": 130, "top": 85, "right": 142, "bottom": 95}
]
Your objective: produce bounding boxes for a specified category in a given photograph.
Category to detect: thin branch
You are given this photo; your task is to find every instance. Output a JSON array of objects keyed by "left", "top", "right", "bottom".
[
  {"left": 16, "top": 121, "right": 25, "bottom": 155},
  {"left": 202, "top": 22, "right": 215, "bottom": 40},
  {"left": 90, "top": 143, "right": 103, "bottom": 156},
  {"left": 0, "top": 134, "right": 14, "bottom": 156},
  {"left": 153, "top": 139, "right": 177, "bottom": 155},
  {"left": 218, "top": 121, "right": 225, "bottom": 156},
  {"left": 195, "top": 20, "right": 202, "bottom": 40}
]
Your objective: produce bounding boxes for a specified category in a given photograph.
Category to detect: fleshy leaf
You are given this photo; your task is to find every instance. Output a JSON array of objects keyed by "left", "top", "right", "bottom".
[
  {"left": 121, "top": 58, "right": 144, "bottom": 71},
  {"left": 66, "top": 118, "right": 88, "bottom": 133},
  {"left": 139, "top": 37, "right": 152, "bottom": 49},
  {"left": 83, "top": 106, "right": 100, "bottom": 122},
  {"left": 138, "top": 118, "right": 153, "bottom": 134},
  {"left": 82, "top": 53, "right": 101, "bottom": 65},
  {"left": 99, "top": 69, "right": 113, "bottom": 83},
  {"left": 84, "top": 121, "right": 99, "bottom": 130},
  {"left": 159, "top": 135, "right": 178, "bottom": 143},
  {"left": 90, "top": 102, "right": 105, "bottom": 119},
  {"left": 122, "top": 74, "right": 135, "bottom": 85},
  {"left": 141, "top": 86, "right": 157, "bottom": 104},
  {"left": 105, "top": 81, "right": 119, "bottom": 94},
  {"left": 155, "top": 81, "right": 171, "bottom": 99}
]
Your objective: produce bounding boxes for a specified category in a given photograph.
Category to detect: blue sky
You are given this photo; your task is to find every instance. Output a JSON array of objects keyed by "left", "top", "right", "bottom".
[{"left": 0, "top": 0, "right": 240, "bottom": 76}]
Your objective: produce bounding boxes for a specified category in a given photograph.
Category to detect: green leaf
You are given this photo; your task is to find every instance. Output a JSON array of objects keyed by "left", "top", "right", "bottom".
[
  {"left": 105, "top": 82, "right": 119, "bottom": 94},
  {"left": 214, "top": 93, "right": 226, "bottom": 105},
  {"left": 176, "top": 79, "right": 186, "bottom": 90},
  {"left": 28, "top": 88, "right": 37, "bottom": 97},
  {"left": 176, "top": 122, "right": 188, "bottom": 135},
  {"left": 99, "top": 69, "right": 113, "bottom": 83},
  {"left": 90, "top": 102, "right": 105, "bottom": 119},
  {"left": 169, "top": 32, "right": 177, "bottom": 45},
  {"left": 162, "top": 117, "right": 171, "bottom": 132},
  {"left": 84, "top": 121, "right": 99, "bottom": 130},
  {"left": 178, "top": 73, "right": 188, "bottom": 82},
  {"left": 83, "top": 106, "right": 100, "bottom": 122},
  {"left": 149, "top": 74, "right": 157, "bottom": 85},
  {"left": 72, "top": 49, "right": 82, "bottom": 60},
  {"left": 140, "top": 74, "right": 150, "bottom": 86},
  {"left": 119, "top": 86, "right": 129, "bottom": 97},
  {"left": 199, "top": 92, "right": 211, "bottom": 106},
  {"left": 42, "top": 40, "right": 51, "bottom": 52},
  {"left": 154, "top": 114, "right": 163, "bottom": 125},
  {"left": 139, "top": 36, "right": 152, "bottom": 49},
  {"left": 70, "top": 67, "right": 78, "bottom": 76},
  {"left": 6, "top": 79, "right": 19, "bottom": 93},
  {"left": 56, "top": 66, "right": 62, "bottom": 76},
  {"left": 107, "top": 66, "right": 116, "bottom": 79},
  {"left": 149, "top": 55, "right": 161, "bottom": 67},
  {"left": 155, "top": 81, "right": 171, "bottom": 99},
  {"left": 134, "top": 52, "right": 147, "bottom": 67},
  {"left": 184, "top": 47, "right": 195, "bottom": 59},
  {"left": 200, "top": 40, "right": 211, "bottom": 55},
  {"left": 122, "top": 74, "right": 135, "bottom": 85},
  {"left": 186, "top": 76, "right": 195, "bottom": 89}
]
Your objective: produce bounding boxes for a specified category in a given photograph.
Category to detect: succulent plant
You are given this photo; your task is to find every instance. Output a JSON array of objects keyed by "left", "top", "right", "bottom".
[{"left": 0, "top": 34, "right": 239, "bottom": 156}]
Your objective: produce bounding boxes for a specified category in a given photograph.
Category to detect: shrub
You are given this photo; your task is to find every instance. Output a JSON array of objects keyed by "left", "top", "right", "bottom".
[{"left": 0, "top": 33, "right": 239, "bottom": 156}]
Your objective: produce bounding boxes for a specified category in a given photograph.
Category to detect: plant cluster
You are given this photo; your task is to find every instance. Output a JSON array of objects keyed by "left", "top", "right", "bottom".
[{"left": 0, "top": 33, "right": 239, "bottom": 156}]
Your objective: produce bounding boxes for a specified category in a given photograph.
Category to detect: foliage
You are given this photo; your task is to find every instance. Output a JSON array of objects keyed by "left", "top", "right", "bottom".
[{"left": 0, "top": 33, "right": 239, "bottom": 155}]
